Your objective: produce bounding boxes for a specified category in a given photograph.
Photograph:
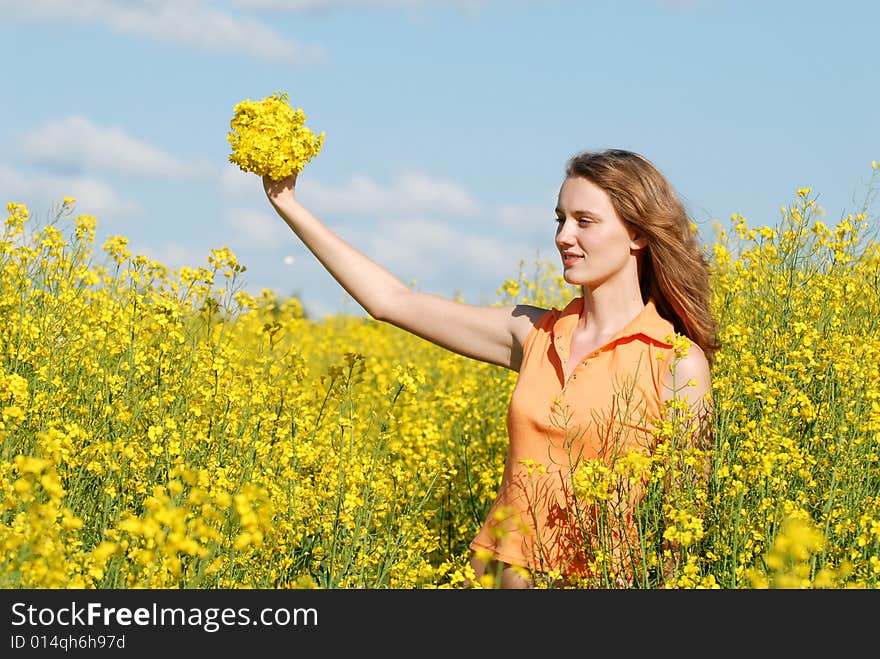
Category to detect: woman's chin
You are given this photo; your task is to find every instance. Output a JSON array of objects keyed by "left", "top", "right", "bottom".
[{"left": 562, "top": 272, "right": 582, "bottom": 287}]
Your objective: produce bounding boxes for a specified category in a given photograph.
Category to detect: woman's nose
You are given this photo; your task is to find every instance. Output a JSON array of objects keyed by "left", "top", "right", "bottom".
[{"left": 555, "top": 219, "right": 574, "bottom": 246}]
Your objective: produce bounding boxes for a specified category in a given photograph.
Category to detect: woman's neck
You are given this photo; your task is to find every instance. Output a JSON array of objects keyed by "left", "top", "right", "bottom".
[{"left": 577, "top": 285, "right": 645, "bottom": 337}]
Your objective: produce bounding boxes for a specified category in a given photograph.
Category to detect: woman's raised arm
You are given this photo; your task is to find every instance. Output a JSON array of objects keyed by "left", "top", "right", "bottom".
[{"left": 264, "top": 174, "right": 546, "bottom": 371}]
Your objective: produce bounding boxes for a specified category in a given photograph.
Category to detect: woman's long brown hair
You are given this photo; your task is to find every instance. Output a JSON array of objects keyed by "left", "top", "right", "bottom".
[{"left": 566, "top": 148, "right": 720, "bottom": 366}]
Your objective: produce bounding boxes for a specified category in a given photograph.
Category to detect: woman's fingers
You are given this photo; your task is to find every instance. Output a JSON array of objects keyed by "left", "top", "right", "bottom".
[{"left": 263, "top": 172, "right": 298, "bottom": 200}]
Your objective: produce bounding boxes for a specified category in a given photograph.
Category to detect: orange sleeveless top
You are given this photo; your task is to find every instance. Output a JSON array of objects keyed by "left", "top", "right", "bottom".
[{"left": 469, "top": 297, "right": 675, "bottom": 576}]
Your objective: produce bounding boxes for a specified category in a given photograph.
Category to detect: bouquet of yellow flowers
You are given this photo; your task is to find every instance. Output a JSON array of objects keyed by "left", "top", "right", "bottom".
[{"left": 227, "top": 91, "right": 325, "bottom": 181}]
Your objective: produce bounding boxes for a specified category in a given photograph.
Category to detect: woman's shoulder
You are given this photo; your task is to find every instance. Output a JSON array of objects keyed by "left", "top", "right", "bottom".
[
  {"left": 503, "top": 302, "right": 563, "bottom": 370},
  {"left": 518, "top": 297, "right": 577, "bottom": 337},
  {"left": 662, "top": 340, "right": 712, "bottom": 405},
  {"left": 674, "top": 342, "right": 711, "bottom": 377},
  {"left": 510, "top": 303, "right": 557, "bottom": 341}
]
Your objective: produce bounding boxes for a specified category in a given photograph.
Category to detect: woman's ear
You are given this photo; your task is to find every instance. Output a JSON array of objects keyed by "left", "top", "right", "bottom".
[{"left": 630, "top": 232, "right": 648, "bottom": 251}]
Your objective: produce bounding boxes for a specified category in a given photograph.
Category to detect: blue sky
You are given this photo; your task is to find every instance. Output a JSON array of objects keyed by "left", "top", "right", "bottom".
[{"left": 1, "top": 0, "right": 877, "bottom": 318}]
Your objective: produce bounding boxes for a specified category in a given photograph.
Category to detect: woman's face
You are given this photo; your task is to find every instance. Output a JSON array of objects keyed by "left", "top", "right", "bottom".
[{"left": 554, "top": 176, "right": 645, "bottom": 290}]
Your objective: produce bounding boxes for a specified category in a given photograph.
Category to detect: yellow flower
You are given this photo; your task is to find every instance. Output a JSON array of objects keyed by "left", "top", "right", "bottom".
[{"left": 227, "top": 91, "right": 325, "bottom": 181}]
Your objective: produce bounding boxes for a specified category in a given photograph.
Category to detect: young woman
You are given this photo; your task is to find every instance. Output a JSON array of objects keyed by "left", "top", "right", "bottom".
[{"left": 263, "top": 148, "right": 718, "bottom": 588}]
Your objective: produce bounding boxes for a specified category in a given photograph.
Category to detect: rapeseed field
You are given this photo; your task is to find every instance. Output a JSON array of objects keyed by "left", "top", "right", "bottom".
[{"left": 2, "top": 166, "right": 878, "bottom": 588}]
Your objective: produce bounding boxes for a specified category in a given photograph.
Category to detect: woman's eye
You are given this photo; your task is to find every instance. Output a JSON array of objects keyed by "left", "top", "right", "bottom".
[{"left": 555, "top": 216, "right": 592, "bottom": 226}]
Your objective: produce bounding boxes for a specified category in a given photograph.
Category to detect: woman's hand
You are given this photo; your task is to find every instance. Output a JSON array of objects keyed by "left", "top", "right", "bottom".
[{"left": 263, "top": 173, "right": 298, "bottom": 210}]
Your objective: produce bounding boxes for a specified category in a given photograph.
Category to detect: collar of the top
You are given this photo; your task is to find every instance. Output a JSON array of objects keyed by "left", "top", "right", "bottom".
[{"left": 550, "top": 297, "right": 674, "bottom": 365}]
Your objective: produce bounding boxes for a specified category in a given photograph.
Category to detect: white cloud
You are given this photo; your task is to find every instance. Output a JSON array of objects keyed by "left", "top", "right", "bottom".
[
  {"left": 300, "top": 172, "right": 480, "bottom": 217},
  {"left": 17, "top": 116, "right": 211, "bottom": 179},
  {"left": 232, "top": 0, "right": 485, "bottom": 12},
  {"left": 344, "top": 215, "right": 534, "bottom": 290},
  {"left": 233, "top": 0, "right": 418, "bottom": 9},
  {"left": 223, "top": 207, "right": 292, "bottom": 247},
  {"left": 0, "top": 0, "right": 321, "bottom": 64},
  {"left": 220, "top": 167, "right": 551, "bottom": 240},
  {"left": 0, "top": 163, "right": 140, "bottom": 220},
  {"left": 220, "top": 164, "right": 262, "bottom": 200},
  {"left": 495, "top": 203, "right": 554, "bottom": 237}
]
